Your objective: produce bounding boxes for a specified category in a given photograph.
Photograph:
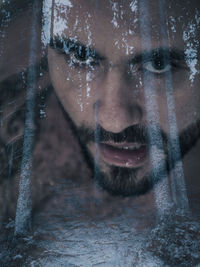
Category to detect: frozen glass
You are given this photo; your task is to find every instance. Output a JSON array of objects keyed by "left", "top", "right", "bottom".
[{"left": 0, "top": 0, "right": 200, "bottom": 266}]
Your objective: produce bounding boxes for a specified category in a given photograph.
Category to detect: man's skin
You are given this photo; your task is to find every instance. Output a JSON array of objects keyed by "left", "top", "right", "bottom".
[
  {"left": 0, "top": 0, "right": 200, "bottom": 265},
  {"left": 48, "top": 0, "right": 200, "bottom": 213}
]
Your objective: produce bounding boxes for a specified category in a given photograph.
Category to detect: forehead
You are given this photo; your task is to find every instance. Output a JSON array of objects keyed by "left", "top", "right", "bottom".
[
  {"left": 49, "top": 0, "right": 200, "bottom": 54},
  {"left": 52, "top": 0, "right": 141, "bottom": 43}
]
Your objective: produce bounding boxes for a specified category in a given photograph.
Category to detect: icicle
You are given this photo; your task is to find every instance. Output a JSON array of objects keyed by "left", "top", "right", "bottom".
[
  {"left": 41, "top": 0, "right": 53, "bottom": 46},
  {"left": 14, "top": 0, "right": 40, "bottom": 236},
  {"left": 138, "top": 0, "right": 172, "bottom": 215},
  {"left": 159, "top": 0, "right": 189, "bottom": 213}
]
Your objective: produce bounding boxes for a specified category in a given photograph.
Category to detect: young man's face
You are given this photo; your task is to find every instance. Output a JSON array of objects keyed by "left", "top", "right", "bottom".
[{"left": 48, "top": 0, "right": 200, "bottom": 196}]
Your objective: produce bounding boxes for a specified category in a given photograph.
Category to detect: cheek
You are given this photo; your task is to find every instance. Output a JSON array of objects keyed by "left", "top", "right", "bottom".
[
  {"left": 175, "top": 86, "right": 200, "bottom": 130},
  {"left": 153, "top": 75, "right": 200, "bottom": 134},
  {"left": 169, "top": 78, "right": 200, "bottom": 132},
  {"left": 49, "top": 58, "right": 97, "bottom": 126}
]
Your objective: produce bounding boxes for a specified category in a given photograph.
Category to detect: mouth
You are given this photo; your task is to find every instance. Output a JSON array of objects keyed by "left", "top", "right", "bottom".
[{"left": 97, "top": 142, "right": 148, "bottom": 168}]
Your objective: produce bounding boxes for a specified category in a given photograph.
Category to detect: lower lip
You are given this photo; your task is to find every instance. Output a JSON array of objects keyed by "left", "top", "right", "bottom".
[{"left": 98, "top": 143, "right": 147, "bottom": 167}]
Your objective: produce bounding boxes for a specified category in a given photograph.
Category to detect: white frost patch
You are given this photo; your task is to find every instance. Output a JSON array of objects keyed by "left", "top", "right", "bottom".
[
  {"left": 109, "top": 0, "right": 120, "bottom": 28},
  {"left": 85, "top": 13, "right": 92, "bottom": 45},
  {"left": 184, "top": 47, "right": 198, "bottom": 83},
  {"left": 40, "top": 109, "right": 46, "bottom": 118},
  {"left": 53, "top": 0, "right": 73, "bottom": 37},
  {"left": 130, "top": 0, "right": 138, "bottom": 13},
  {"left": 183, "top": 20, "right": 199, "bottom": 83},
  {"left": 73, "top": 16, "right": 79, "bottom": 31},
  {"left": 55, "top": 0, "right": 73, "bottom": 7},
  {"left": 129, "top": 1, "right": 138, "bottom": 29},
  {"left": 42, "top": 0, "right": 53, "bottom": 45},
  {"left": 86, "top": 72, "right": 92, "bottom": 82},
  {"left": 129, "top": 29, "right": 134, "bottom": 35},
  {"left": 77, "top": 73, "right": 83, "bottom": 112},
  {"left": 114, "top": 39, "right": 120, "bottom": 49},
  {"left": 168, "top": 16, "right": 176, "bottom": 33},
  {"left": 122, "top": 36, "right": 134, "bottom": 55},
  {"left": 86, "top": 71, "right": 92, "bottom": 98}
]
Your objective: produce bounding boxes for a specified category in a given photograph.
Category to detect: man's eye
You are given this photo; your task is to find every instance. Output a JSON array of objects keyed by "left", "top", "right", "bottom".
[
  {"left": 143, "top": 60, "right": 171, "bottom": 74},
  {"left": 49, "top": 38, "right": 103, "bottom": 68},
  {"left": 68, "top": 45, "right": 100, "bottom": 67},
  {"left": 143, "top": 54, "right": 172, "bottom": 74},
  {"left": 70, "top": 52, "right": 98, "bottom": 66}
]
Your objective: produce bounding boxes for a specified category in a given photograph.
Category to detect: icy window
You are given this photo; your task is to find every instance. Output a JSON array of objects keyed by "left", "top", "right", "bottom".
[{"left": 0, "top": 0, "right": 200, "bottom": 266}]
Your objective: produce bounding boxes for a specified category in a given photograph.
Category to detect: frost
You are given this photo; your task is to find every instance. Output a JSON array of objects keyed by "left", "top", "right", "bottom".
[
  {"left": 114, "top": 39, "right": 120, "bottom": 49},
  {"left": 52, "top": 0, "right": 73, "bottom": 37},
  {"left": 73, "top": 16, "right": 79, "bottom": 31},
  {"left": 85, "top": 13, "right": 92, "bottom": 45},
  {"left": 40, "top": 109, "right": 46, "bottom": 118},
  {"left": 22, "top": 208, "right": 200, "bottom": 266},
  {"left": 128, "top": 29, "right": 134, "bottom": 35},
  {"left": 42, "top": 0, "right": 53, "bottom": 45},
  {"left": 182, "top": 15, "right": 200, "bottom": 83},
  {"left": 123, "top": 38, "right": 134, "bottom": 55},
  {"left": 77, "top": 74, "right": 83, "bottom": 112},
  {"left": 15, "top": 0, "right": 40, "bottom": 236},
  {"left": 110, "top": 1, "right": 120, "bottom": 28},
  {"left": 55, "top": 0, "right": 73, "bottom": 8},
  {"left": 168, "top": 12, "right": 200, "bottom": 88},
  {"left": 147, "top": 213, "right": 200, "bottom": 266},
  {"left": 168, "top": 16, "right": 176, "bottom": 33},
  {"left": 130, "top": 0, "right": 138, "bottom": 13},
  {"left": 184, "top": 46, "right": 198, "bottom": 83},
  {"left": 86, "top": 72, "right": 92, "bottom": 83},
  {"left": 86, "top": 71, "right": 92, "bottom": 98}
]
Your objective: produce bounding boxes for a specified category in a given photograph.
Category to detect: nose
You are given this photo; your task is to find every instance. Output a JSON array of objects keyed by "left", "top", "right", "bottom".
[{"left": 94, "top": 67, "right": 143, "bottom": 133}]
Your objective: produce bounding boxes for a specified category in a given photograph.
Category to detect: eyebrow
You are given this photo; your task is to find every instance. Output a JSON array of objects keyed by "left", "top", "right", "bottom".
[
  {"left": 130, "top": 48, "right": 186, "bottom": 65},
  {"left": 49, "top": 36, "right": 106, "bottom": 60},
  {"left": 49, "top": 36, "right": 185, "bottom": 64}
]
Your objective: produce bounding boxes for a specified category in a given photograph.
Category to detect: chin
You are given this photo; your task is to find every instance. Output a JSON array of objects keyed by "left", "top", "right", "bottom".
[{"left": 93, "top": 164, "right": 155, "bottom": 197}]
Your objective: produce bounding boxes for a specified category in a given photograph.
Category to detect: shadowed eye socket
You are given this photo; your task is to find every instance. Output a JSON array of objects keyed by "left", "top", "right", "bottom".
[
  {"left": 143, "top": 52, "right": 172, "bottom": 74},
  {"left": 49, "top": 37, "right": 105, "bottom": 68},
  {"left": 69, "top": 45, "right": 100, "bottom": 66},
  {"left": 129, "top": 48, "right": 186, "bottom": 76}
]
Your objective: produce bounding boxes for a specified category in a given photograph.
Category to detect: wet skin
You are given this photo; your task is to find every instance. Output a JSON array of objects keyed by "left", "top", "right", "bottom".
[
  {"left": 48, "top": 0, "right": 200, "bottom": 203},
  {"left": 0, "top": 2, "right": 200, "bottom": 265}
]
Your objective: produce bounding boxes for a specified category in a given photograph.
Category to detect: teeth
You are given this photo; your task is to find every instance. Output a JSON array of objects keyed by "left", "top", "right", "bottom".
[{"left": 121, "top": 144, "right": 142, "bottom": 150}]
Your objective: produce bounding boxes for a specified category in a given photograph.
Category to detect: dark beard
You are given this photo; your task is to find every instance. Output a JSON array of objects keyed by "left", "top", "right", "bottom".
[
  {"left": 81, "top": 143, "right": 169, "bottom": 197},
  {"left": 94, "top": 165, "right": 153, "bottom": 197},
  {"left": 60, "top": 103, "right": 200, "bottom": 197}
]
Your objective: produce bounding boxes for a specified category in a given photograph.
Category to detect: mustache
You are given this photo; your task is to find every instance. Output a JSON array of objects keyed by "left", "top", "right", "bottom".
[
  {"left": 79, "top": 124, "right": 147, "bottom": 143},
  {"left": 78, "top": 124, "right": 168, "bottom": 146},
  {"left": 78, "top": 119, "right": 200, "bottom": 164},
  {"left": 80, "top": 119, "right": 200, "bottom": 153}
]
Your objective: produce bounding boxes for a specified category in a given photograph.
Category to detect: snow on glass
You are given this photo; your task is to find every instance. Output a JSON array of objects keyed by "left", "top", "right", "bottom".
[
  {"left": 0, "top": 0, "right": 200, "bottom": 266},
  {"left": 14, "top": 0, "right": 40, "bottom": 236},
  {"left": 182, "top": 10, "right": 200, "bottom": 83}
]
